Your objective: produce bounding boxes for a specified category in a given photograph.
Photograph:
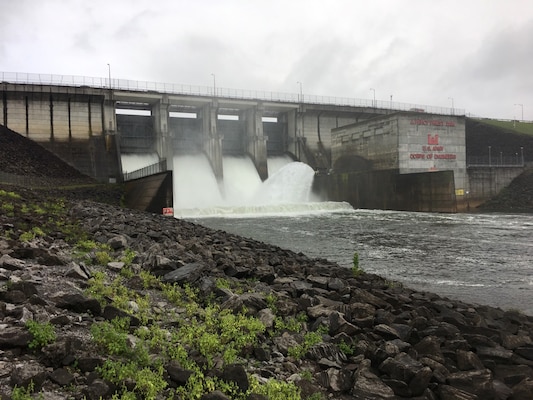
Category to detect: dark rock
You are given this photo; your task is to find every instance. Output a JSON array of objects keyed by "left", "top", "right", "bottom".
[
  {"left": 374, "top": 324, "right": 401, "bottom": 340},
  {"left": 83, "top": 378, "right": 111, "bottom": 400},
  {"left": 382, "top": 377, "right": 410, "bottom": 397},
  {"left": 476, "top": 345, "right": 514, "bottom": 363},
  {"left": 511, "top": 378, "right": 533, "bottom": 400},
  {"left": 167, "top": 362, "right": 194, "bottom": 385},
  {"left": 0, "top": 289, "right": 26, "bottom": 304},
  {"left": 53, "top": 293, "right": 102, "bottom": 315},
  {"left": 413, "top": 335, "right": 443, "bottom": 359},
  {"left": 107, "top": 235, "right": 128, "bottom": 249},
  {"left": 438, "top": 384, "right": 478, "bottom": 400},
  {"left": 222, "top": 364, "right": 249, "bottom": 393},
  {"left": 492, "top": 379, "right": 513, "bottom": 400},
  {"left": 318, "top": 367, "right": 352, "bottom": 392},
  {"left": 456, "top": 350, "right": 485, "bottom": 371},
  {"left": 493, "top": 364, "right": 533, "bottom": 385},
  {"left": 253, "top": 346, "right": 271, "bottom": 361},
  {"left": 10, "top": 361, "right": 48, "bottom": 390},
  {"left": 102, "top": 305, "right": 141, "bottom": 326},
  {"left": 328, "top": 311, "right": 360, "bottom": 336},
  {"left": 246, "top": 395, "right": 268, "bottom": 400},
  {"left": 65, "top": 261, "right": 92, "bottom": 280},
  {"left": 515, "top": 346, "right": 533, "bottom": 361},
  {"left": 162, "top": 262, "right": 206, "bottom": 283},
  {"left": 446, "top": 369, "right": 493, "bottom": 398},
  {"left": 379, "top": 352, "right": 423, "bottom": 383},
  {"left": 409, "top": 366, "right": 433, "bottom": 396},
  {"left": 49, "top": 367, "right": 75, "bottom": 386},
  {"left": 501, "top": 333, "right": 532, "bottom": 350},
  {"left": 352, "top": 359, "right": 396, "bottom": 399},
  {"left": 201, "top": 391, "right": 231, "bottom": 400},
  {"left": 0, "top": 326, "right": 32, "bottom": 348},
  {"left": 9, "top": 281, "right": 38, "bottom": 297},
  {"left": 307, "top": 343, "right": 347, "bottom": 365},
  {"left": 0, "top": 254, "right": 25, "bottom": 270},
  {"left": 77, "top": 357, "right": 104, "bottom": 373}
]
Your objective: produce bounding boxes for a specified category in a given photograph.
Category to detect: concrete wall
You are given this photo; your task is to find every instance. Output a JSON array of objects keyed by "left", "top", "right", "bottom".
[
  {"left": 398, "top": 114, "right": 466, "bottom": 196},
  {"left": 467, "top": 166, "right": 525, "bottom": 208},
  {"left": 1, "top": 83, "right": 120, "bottom": 182},
  {"left": 313, "top": 169, "right": 456, "bottom": 212},
  {"left": 331, "top": 114, "right": 400, "bottom": 171},
  {"left": 124, "top": 171, "right": 173, "bottom": 214}
]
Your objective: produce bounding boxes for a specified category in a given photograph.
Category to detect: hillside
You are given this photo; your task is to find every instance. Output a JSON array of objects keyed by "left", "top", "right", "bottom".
[
  {"left": 465, "top": 118, "right": 533, "bottom": 212},
  {"left": 2, "top": 125, "right": 533, "bottom": 398},
  {"left": 466, "top": 118, "right": 533, "bottom": 162}
]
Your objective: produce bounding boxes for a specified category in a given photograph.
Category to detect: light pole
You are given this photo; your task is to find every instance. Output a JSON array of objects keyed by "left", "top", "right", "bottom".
[
  {"left": 107, "top": 63, "right": 111, "bottom": 89},
  {"left": 211, "top": 73, "right": 216, "bottom": 96},
  {"left": 390, "top": 94, "right": 393, "bottom": 110},
  {"left": 448, "top": 97, "right": 454, "bottom": 115},
  {"left": 514, "top": 103, "right": 524, "bottom": 121},
  {"left": 370, "top": 88, "right": 375, "bottom": 107},
  {"left": 297, "top": 81, "right": 303, "bottom": 102},
  {"left": 521, "top": 147, "right": 524, "bottom": 166}
]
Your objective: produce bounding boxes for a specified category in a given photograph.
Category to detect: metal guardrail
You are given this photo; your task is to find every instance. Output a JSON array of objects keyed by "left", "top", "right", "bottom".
[
  {"left": 1, "top": 71, "right": 463, "bottom": 116},
  {"left": 467, "top": 156, "right": 525, "bottom": 168},
  {"left": 123, "top": 159, "right": 167, "bottom": 181}
]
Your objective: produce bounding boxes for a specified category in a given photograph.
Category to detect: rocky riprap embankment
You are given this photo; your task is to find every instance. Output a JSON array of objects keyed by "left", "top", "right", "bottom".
[{"left": 1, "top": 186, "right": 533, "bottom": 399}]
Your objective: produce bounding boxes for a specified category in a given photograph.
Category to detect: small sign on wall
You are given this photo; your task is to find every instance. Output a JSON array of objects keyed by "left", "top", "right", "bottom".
[{"left": 162, "top": 207, "right": 174, "bottom": 216}]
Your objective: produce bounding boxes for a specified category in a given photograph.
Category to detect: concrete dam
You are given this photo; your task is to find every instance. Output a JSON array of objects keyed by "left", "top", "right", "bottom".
[{"left": 1, "top": 73, "right": 529, "bottom": 213}]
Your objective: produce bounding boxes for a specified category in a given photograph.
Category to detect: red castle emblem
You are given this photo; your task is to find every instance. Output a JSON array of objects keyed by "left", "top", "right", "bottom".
[{"left": 428, "top": 134, "right": 439, "bottom": 145}]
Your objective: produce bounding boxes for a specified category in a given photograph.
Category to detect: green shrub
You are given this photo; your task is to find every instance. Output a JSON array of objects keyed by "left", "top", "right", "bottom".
[
  {"left": 352, "top": 251, "right": 363, "bottom": 276},
  {"left": 11, "top": 381, "right": 38, "bottom": 400},
  {"left": 26, "top": 320, "right": 56, "bottom": 350}
]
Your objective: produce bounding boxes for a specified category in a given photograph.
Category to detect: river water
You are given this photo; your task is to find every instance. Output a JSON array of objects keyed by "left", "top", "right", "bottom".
[
  {"left": 187, "top": 209, "right": 533, "bottom": 316},
  {"left": 120, "top": 154, "right": 533, "bottom": 316}
]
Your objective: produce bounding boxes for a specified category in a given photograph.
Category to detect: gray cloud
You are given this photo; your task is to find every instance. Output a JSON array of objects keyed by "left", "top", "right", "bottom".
[{"left": 1, "top": 0, "right": 532, "bottom": 119}]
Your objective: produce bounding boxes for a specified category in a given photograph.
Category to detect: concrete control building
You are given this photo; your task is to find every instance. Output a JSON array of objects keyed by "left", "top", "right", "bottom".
[{"left": 318, "top": 112, "right": 467, "bottom": 212}]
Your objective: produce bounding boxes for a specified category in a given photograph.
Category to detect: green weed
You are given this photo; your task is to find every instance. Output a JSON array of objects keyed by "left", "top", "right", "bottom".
[{"left": 26, "top": 320, "right": 56, "bottom": 350}]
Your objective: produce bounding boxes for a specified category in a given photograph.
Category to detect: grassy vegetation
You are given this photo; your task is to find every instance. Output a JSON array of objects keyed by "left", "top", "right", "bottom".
[
  {"left": 25, "top": 320, "right": 57, "bottom": 350},
  {"left": 473, "top": 118, "right": 533, "bottom": 136},
  {"left": 0, "top": 186, "right": 341, "bottom": 399},
  {"left": 85, "top": 269, "right": 307, "bottom": 399}
]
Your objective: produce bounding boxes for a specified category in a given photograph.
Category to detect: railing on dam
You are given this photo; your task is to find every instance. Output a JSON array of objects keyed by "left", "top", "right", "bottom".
[
  {"left": 467, "top": 156, "right": 525, "bottom": 168},
  {"left": 123, "top": 159, "right": 167, "bottom": 182},
  {"left": 1, "top": 71, "right": 463, "bottom": 116}
]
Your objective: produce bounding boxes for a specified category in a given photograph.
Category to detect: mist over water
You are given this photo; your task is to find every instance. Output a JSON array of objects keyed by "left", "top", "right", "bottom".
[
  {"left": 120, "top": 153, "right": 159, "bottom": 173},
  {"left": 171, "top": 154, "right": 341, "bottom": 217}
]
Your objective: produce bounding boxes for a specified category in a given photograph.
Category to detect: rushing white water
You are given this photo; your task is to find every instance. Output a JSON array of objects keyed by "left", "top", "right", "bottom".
[
  {"left": 171, "top": 154, "right": 344, "bottom": 217},
  {"left": 172, "top": 155, "right": 224, "bottom": 210},
  {"left": 120, "top": 153, "right": 159, "bottom": 173}
]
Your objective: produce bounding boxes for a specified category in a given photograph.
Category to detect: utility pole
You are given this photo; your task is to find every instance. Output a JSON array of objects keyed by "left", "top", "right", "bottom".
[
  {"left": 514, "top": 104, "right": 524, "bottom": 121},
  {"left": 297, "top": 81, "right": 303, "bottom": 102}
]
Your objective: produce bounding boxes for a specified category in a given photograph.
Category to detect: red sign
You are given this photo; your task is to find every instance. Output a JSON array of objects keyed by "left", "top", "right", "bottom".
[
  {"left": 410, "top": 119, "right": 455, "bottom": 127},
  {"left": 162, "top": 207, "right": 174, "bottom": 216},
  {"left": 428, "top": 134, "right": 439, "bottom": 145},
  {"left": 410, "top": 134, "right": 456, "bottom": 161}
]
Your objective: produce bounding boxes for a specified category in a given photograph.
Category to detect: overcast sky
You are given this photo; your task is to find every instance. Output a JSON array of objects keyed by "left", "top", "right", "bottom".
[{"left": 1, "top": 0, "right": 532, "bottom": 120}]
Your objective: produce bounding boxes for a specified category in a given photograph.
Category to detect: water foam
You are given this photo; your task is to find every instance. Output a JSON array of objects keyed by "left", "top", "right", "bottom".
[{"left": 171, "top": 154, "right": 350, "bottom": 217}]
